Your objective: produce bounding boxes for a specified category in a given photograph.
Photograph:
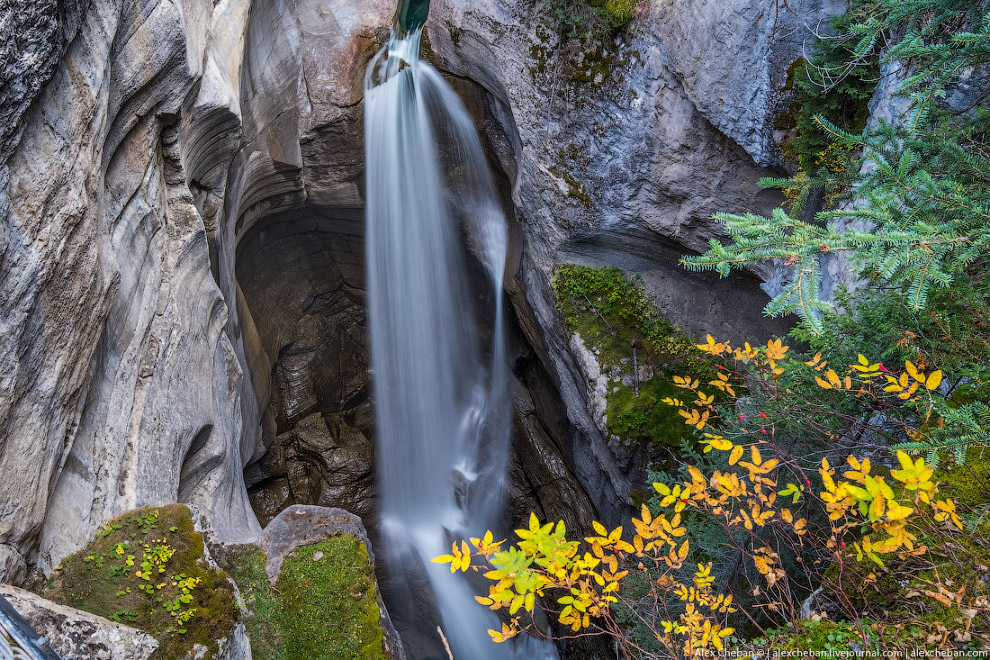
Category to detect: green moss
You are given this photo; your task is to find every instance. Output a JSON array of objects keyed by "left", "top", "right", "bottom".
[
  {"left": 225, "top": 538, "right": 386, "bottom": 660},
  {"left": 528, "top": 32, "right": 555, "bottom": 82},
  {"left": 751, "top": 619, "right": 933, "bottom": 652},
  {"left": 552, "top": 265, "right": 721, "bottom": 448},
  {"left": 569, "top": 46, "right": 632, "bottom": 90},
  {"left": 224, "top": 550, "right": 284, "bottom": 660},
  {"left": 606, "top": 377, "right": 690, "bottom": 447},
  {"left": 44, "top": 505, "right": 237, "bottom": 659},
  {"left": 934, "top": 447, "right": 990, "bottom": 506},
  {"left": 762, "top": 619, "right": 867, "bottom": 651},
  {"left": 276, "top": 539, "right": 386, "bottom": 659},
  {"left": 548, "top": 167, "right": 593, "bottom": 206},
  {"left": 781, "top": 57, "right": 807, "bottom": 93}
]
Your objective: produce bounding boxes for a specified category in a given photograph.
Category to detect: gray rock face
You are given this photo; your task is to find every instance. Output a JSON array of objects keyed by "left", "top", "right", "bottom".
[
  {"left": 653, "top": 0, "right": 847, "bottom": 166},
  {"left": 211, "top": 622, "right": 253, "bottom": 660},
  {"left": 13, "top": 0, "right": 264, "bottom": 577},
  {"left": 0, "top": 0, "right": 86, "bottom": 162},
  {"left": 0, "top": 0, "right": 839, "bottom": 589},
  {"left": 0, "top": 546, "right": 26, "bottom": 587},
  {"left": 422, "top": 0, "right": 805, "bottom": 522},
  {"left": 0, "top": 584, "right": 159, "bottom": 660}
]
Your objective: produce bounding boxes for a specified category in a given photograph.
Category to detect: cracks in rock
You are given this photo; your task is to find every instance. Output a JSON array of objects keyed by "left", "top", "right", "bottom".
[{"left": 177, "top": 424, "right": 217, "bottom": 503}]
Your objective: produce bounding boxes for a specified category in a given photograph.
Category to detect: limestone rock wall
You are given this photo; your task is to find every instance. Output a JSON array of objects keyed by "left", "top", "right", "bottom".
[
  {"left": 0, "top": 0, "right": 262, "bottom": 579},
  {"left": 421, "top": 0, "right": 817, "bottom": 522},
  {"left": 0, "top": 0, "right": 842, "bottom": 585}
]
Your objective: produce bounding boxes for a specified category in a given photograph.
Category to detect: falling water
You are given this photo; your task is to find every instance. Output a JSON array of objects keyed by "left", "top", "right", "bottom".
[{"left": 365, "top": 14, "right": 558, "bottom": 660}]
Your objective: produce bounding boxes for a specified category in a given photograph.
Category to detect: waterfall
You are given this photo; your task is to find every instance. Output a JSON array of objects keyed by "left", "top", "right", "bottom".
[{"left": 365, "top": 21, "right": 557, "bottom": 660}]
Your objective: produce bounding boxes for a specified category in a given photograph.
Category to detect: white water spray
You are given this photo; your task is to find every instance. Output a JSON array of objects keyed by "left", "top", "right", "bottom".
[{"left": 365, "top": 23, "right": 557, "bottom": 660}]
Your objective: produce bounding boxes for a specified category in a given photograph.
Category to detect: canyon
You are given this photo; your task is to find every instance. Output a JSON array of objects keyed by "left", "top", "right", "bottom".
[{"left": 0, "top": 0, "right": 850, "bottom": 655}]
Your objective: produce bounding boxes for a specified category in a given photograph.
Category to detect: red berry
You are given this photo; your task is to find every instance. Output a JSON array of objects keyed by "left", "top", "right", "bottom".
[
  {"left": 759, "top": 412, "right": 768, "bottom": 418},
  {"left": 805, "top": 478, "right": 811, "bottom": 485},
  {"left": 739, "top": 415, "right": 745, "bottom": 421},
  {"left": 841, "top": 541, "right": 846, "bottom": 548}
]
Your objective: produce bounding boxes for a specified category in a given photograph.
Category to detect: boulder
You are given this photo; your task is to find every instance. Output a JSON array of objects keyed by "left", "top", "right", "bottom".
[
  {"left": 258, "top": 505, "right": 406, "bottom": 660},
  {"left": 0, "top": 584, "right": 159, "bottom": 660}
]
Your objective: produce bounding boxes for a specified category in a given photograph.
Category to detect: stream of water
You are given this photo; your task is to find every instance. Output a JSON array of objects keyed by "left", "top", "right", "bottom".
[{"left": 365, "top": 22, "right": 558, "bottom": 660}]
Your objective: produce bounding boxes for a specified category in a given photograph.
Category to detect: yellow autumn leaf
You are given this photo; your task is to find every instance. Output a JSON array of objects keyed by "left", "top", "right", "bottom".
[
  {"left": 886, "top": 500, "right": 914, "bottom": 521},
  {"left": 905, "top": 361, "right": 923, "bottom": 383},
  {"left": 705, "top": 435, "right": 733, "bottom": 451},
  {"left": 695, "top": 392, "right": 715, "bottom": 406},
  {"left": 765, "top": 338, "right": 789, "bottom": 362},
  {"left": 890, "top": 451, "right": 934, "bottom": 491}
]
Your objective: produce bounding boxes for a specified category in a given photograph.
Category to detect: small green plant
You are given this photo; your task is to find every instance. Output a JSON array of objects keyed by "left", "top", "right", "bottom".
[
  {"left": 111, "top": 609, "right": 138, "bottom": 624},
  {"left": 43, "top": 505, "right": 237, "bottom": 658}
]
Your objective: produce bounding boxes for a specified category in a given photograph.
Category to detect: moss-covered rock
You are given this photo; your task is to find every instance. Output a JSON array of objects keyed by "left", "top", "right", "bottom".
[
  {"left": 552, "top": 265, "right": 721, "bottom": 448},
  {"left": 222, "top": 505, "right": 402, "bottom": 660},
  {"left": 605, "top": 376, "right": 691, "bottom": 448},
  {"left": 226, "top": 539, "right": 387, "bottom": 660},
  {"left": 41, "top": 504, "right": 238, "bottom": 659},
  {"left": 279, "top": 539, "right": 386, "bottom": 658}
]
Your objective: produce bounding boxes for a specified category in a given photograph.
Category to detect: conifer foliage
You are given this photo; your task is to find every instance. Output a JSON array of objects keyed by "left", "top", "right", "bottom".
[{"left": 683, "top": 0, "right": 990, "bottom": 333}]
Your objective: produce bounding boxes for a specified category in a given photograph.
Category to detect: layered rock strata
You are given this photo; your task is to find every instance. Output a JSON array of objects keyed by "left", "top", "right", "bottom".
[{"left": 0, "top": 0, "right": 839, "bottom": 587}]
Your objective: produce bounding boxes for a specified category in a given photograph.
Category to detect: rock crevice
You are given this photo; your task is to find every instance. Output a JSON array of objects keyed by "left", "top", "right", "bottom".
[{"left": 0, "top": 0, "right": 839, "bottom": 591}]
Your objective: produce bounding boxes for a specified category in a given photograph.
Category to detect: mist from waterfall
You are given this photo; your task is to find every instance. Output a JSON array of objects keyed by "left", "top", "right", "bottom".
[{"left": 364, "top": 26, "right": 558, "bottom": 660}]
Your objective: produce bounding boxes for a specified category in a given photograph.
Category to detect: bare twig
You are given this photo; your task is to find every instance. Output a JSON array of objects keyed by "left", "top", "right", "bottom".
[{"left": 437, "top": 626, "right": 454, "bottom": 660}]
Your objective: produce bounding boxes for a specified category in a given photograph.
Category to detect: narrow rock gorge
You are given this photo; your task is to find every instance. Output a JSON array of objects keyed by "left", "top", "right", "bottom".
[{"left": 1, "top": 0, "right": 850, "bottom": 656}]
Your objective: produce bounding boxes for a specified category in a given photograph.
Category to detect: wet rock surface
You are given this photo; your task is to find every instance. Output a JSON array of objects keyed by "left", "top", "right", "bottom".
[{"left": 236, "top": 205, "right": 375, "bottom": 525}]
